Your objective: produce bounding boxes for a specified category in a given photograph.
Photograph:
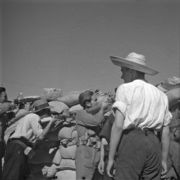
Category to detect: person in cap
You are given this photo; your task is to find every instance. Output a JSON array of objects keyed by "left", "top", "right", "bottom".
[
  {"left": 106, "top": 52, "right": 172, "bottom": 180},
  {"left": 75, "top": 90, "right": 109, "bottom": 180},
  {"left": 2, "top": 98, "right": 57, "bottom": 180}
]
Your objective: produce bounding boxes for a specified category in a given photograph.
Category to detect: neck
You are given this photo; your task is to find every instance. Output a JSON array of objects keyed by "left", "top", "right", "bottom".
[{"left": 132, "top": 70, "right": 145, "bottom": 81}]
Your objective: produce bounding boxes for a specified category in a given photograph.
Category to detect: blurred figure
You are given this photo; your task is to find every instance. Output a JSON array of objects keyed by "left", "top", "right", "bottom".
[
  {"left": 75, "top": 90, "right": 108, "bottom": 180},
  {"left": 0, "top": 87, "right": 15, "bottom": 178},
  {"left": 2, "top": 99, "right": 57, "bottom": 180}
]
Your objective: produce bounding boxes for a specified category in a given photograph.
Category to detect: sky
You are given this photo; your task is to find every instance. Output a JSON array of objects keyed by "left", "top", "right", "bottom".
[
  {"left": 0, "top": 3, "right": 2, "bottom": 84},
  {"left": 1, "top": 1, "right": 180, "bottom": 99}
]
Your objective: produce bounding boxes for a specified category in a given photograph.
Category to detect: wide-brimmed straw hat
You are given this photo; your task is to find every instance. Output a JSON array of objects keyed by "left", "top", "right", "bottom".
[{"left": 110, "top": 52, "right": 158, "bottom": 75}]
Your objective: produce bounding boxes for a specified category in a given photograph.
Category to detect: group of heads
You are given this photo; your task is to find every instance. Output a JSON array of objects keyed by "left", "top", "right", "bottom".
[
  {"left": 78, "top": 52, "right": 159, "bottom": 109},
  {"left": 32, "top": 98, "right": 74, "bottom": 123},
  {"left": 1, "top": 52, "right": 178, "bottom": 116}
]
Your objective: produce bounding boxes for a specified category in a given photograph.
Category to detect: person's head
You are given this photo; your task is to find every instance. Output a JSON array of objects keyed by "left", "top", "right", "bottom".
[
  {"left": 121, "top": 66, "right": 145, "bottom": 83},
  {"left": 0, "top": 87, "right": 7, "bottom": 103},
  {"left": 79, "top": 90, "right": 97, "bottom": 109},
  {"left": 32, "top": 99, "right": 51, "bottom": 117},
  {"left": 110, "top": 52, "right": 158, "bottom": 83}
]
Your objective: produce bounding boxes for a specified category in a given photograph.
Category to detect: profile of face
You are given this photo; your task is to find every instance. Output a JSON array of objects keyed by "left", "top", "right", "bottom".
[
  {"left": 0, "top": 91, "right": 7, "bottom": 103},
  {"left": 84, "top": 94, "right": 97, "bottom": 109},
  {"left": 24, "top": 102, "right": 31, "bottom": 111}
]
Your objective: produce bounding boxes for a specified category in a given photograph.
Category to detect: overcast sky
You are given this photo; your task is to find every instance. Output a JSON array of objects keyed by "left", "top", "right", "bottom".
[{"left": 1, "top": 1, "right": 180, "bottom": 99}]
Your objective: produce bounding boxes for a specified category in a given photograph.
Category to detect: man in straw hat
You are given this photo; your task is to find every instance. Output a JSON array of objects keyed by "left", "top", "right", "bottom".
[
  {"left": 106, "top": 52, "right": 172, "bottom": 180},
  {"left": 2, "top": 98, "right": 58, "bottom": 180}
]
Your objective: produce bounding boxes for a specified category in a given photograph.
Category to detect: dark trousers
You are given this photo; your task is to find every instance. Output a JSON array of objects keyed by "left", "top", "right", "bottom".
[
  {"left": 0, "top": 141, "right": 5, "bottom": 179},
  {"left": 115, "top": 128, "right": 161, "bottom": 180},
  {"left": 2, "top": 140, "right": 30, "bottom": 180}
]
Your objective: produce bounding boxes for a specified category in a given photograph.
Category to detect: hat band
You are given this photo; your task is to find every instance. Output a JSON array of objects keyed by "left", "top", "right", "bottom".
[
  {"left": 126, "top": 57, "right": 146, "bottom": 66},
  {"left": 35, "top": 103, "right": 49, "bottom": 111}
]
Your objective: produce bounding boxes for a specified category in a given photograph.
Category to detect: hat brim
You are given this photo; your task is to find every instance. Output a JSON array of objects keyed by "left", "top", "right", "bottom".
[
  {"left": 33, "top": 105, "right": 52, "bottom": 113},
  {"left": 110, "top": 56, "right": 158, "bottom": 76}
]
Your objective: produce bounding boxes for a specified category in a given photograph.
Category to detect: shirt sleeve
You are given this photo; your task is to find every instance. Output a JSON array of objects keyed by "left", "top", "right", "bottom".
[
  {"left": 163, "top": 98, "right": 172, "bottom": 126},
  {"left": 112, "top": 85, "right": 128, "bottom": 116},
  {"left": 30, "top": 114, "right": 43, "bottom": 137}
]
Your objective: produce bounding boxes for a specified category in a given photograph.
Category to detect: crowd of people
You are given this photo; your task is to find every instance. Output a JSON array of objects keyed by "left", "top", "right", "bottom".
[{"left": 0, "top": 52, "right": 180, "bottom": 180}]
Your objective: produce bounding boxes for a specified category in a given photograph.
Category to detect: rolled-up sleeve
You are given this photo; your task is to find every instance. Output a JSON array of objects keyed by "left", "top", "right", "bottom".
[
  {"left": 163, "top": 95, "right": 172, "bottom": 127},
  {"left": 163, "top": 107, "right": 172, "bottom": 127},
  {"left": 112, "top": 85, "right": 127, "bottom": 116}
]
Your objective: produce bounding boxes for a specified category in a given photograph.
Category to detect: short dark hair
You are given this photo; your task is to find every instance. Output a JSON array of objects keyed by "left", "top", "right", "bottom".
[
  {"left": 0, "top": 87, "right": 6, "bottom": 94},
  {"left": 79, "top": 90, "right": 94, "bottom": 108}
]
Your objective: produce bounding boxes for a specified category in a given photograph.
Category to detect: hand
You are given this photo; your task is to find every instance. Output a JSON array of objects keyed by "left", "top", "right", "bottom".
[
  {"left": 106, "top": 159, "right": 114, "bottom": 177},
  {"left": 51, "top": 117, "right": 58, "bottom": 123},
  {"left": 161, "top": 160, "right": 168, "bottom": 179},
  {"left": 101, "top": 101, "right": 109, "bottom": 110},
  {"left": 42, "top": 165, "right": 48, "bottom": 176},
  {"left": 42, "top": 164, "right": 57, "bottom": 178},
  {"left": 98, "top": 160, "right": 105, "bottom": 175}
]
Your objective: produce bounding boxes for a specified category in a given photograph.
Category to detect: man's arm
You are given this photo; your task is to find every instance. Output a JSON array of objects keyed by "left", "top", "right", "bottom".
[
  {"left": 38, "top": 118, "right": 56, "bottom": 140},
  {"left": 86, "top": 102, "right": 101, "bottom": 114},
  {"left": 77, "top": 102, "right": 108, "bottom": 127},
  {"left": 107, "top": 109, "right": 124, "bottom": 177},
  {"left": 98, "top": 138, "right": 108, "bottom": 175},
  {"left": 161, "top": 125, "right": 170, "bottom": 177},
  {"left": 30, "top": 115, "right": 56, "bottom": 141}
]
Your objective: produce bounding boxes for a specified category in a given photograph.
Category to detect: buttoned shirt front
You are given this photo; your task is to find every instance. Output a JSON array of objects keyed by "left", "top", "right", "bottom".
[{"left": 113, "top": 80, "right": 172, "bottom": 130}]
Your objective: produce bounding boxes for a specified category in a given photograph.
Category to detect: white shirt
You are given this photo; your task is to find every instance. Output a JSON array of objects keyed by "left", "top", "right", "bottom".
[
  {"left": 11, "top": 113, "right": 43, "bottom": 142},
  {"left": 113, "top": 80, "right": 172, "bottom": 130}
]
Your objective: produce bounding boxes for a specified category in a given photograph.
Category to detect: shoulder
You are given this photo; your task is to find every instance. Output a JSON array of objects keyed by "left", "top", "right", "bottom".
[
  {"left": 75, "top": 109, "right": 87, "bottom": 116},
  {"left": 26, "top": 113, "right": 40, "bottom": 121},
  {"left": 116, "top": 81, "right": 139, "bottom": 97},
  {"left": 116, "top": 80, "right": 141, "bottom": 91}
]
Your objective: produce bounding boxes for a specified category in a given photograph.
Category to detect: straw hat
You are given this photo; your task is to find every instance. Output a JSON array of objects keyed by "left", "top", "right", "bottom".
[
  {"left": 110, "top": 52, "right": 158, "bottom": 75},
  {"left": 32, "top": 99, "right": 50, "bottom": 113}
]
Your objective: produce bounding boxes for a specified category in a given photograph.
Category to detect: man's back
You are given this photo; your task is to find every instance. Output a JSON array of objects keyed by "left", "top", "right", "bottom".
[
  {"left": 11, "top": 113, "right": 42, "bottom": 142},
  {"left": 114, "top": 79, "right": 171, "bottom": 130}
]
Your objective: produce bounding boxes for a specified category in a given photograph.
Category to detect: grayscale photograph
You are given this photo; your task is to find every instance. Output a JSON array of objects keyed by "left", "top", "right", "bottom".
[{"left": 0, "top": 0, "right": 180, "bottom": 180}]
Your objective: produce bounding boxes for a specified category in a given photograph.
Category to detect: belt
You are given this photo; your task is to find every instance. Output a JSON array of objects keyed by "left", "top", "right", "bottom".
[
  {"left": 9, "top": 137, "right": 33, "bottom": 147},
  {"left": 123, "top": 127, "right": 156, "bottom": 136},
  {"left": 8, "top": 137, "right": 35, "bottom": 159}
]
